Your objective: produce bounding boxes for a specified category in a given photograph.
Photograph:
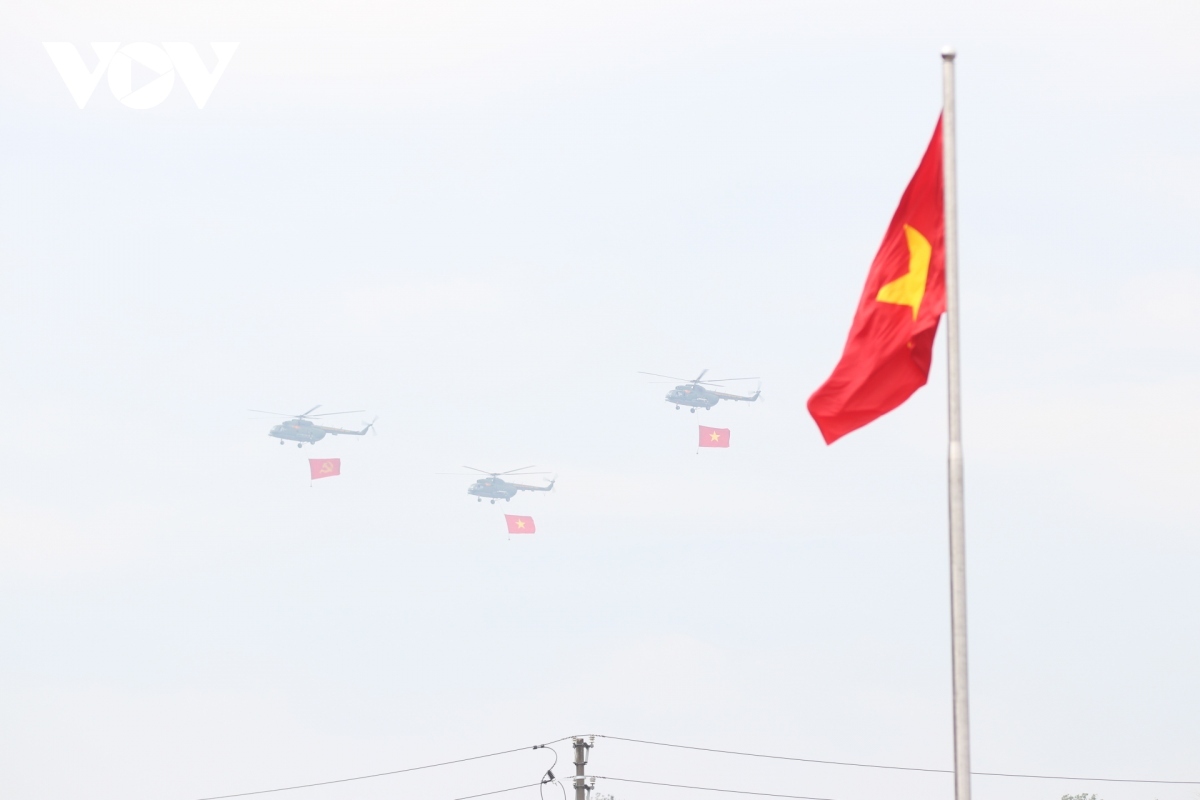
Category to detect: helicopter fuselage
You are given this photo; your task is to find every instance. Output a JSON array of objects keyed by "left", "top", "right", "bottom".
[
  {"left": 268, "top": 418, "right": 373, "bottom": 446},
  {"left": 467, "top": 477, "right": 555, "bottom": 502},
  {"left": 641, "top": 371, "right": 761, "bottom": 412},
  {"left": 270, "top": 419, "right": 327, "bottom": 444},
  {"left": 666, "top": 384, "right": 720, "bottom": 409},
  {"left": 665, "top": 383, "right": 760, "bottom": 411},
  {"left": 467, "top": 477, "right": 520, "bottom": 500}
]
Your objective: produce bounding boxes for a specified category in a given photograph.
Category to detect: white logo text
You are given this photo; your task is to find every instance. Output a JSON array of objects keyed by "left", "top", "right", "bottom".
[{"left": 43, "top": 42, "right": 239, "bottom": 109}]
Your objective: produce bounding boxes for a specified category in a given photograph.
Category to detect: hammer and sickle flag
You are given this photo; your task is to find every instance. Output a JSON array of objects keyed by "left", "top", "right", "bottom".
[
  {"left": 808, "top": 117, "right": 946, "bottom": 444},
  {"left": 309, "top": 458, "right": 341, "bottom": 480},
  {"left": 505, "top": 514, "right": 536, "bottom": 534}
]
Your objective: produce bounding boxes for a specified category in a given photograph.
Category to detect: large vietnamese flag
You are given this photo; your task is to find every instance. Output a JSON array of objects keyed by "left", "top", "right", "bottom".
[
  {"left": 808, "top": 118, "right": 945, "bottom": 444},
  {"left": 698, "top": 426, "right": 730, "bottom": 448},
  {"left": 505, "top": 515, "right": 535, "bottom": 534}
]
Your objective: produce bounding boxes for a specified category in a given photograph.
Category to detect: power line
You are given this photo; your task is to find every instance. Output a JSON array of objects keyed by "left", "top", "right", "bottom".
[
  {"left": 596, "top": 735, "right": 947, "bottom": 775},
  {"left": 454, "top": 782, "right": 543, "bottom": 800},
  {"left": 595, "top": 734, "right": 1200, "bottom": 786},
  {"left": 192, "top": 739, "right": 569, "bottom": 800},
  {"left": 186, "top": 732, "right": 1200, "bottom": 798},
  {"left": 594, "top": 775, "right": 838, "bottom": 799}
]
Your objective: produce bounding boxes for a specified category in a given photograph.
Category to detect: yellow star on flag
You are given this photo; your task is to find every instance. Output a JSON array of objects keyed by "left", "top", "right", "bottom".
[
  {"left": 516, "top": 519, "right": 525, "bottom": 529},
  {"left": 875, "top": 224, "right": 931, "bottom": 320},
  {"left": 709, "top": 431, "right": 721, "bottom": 442}
]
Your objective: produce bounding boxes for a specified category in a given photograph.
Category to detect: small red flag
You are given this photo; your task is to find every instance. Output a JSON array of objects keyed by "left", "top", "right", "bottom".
[
  {"left": 505, "top": 514, "right": 535, "bottom": 534},
  {"left": 699, "top": 426, "right": 730, "bottom": 448},
  {"left": 808, "top": 117, "right": 946, "bottom": 444},
  {"left": 309, "top": 458, "right": 341, "bottom": 480}
]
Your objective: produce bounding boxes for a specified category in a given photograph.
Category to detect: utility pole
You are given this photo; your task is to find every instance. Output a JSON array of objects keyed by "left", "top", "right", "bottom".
[{"left": 572, "top": 736, "right": 592, "bottom": 800}]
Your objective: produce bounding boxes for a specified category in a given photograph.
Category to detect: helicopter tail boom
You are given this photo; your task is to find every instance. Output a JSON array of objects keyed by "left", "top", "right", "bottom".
[
  {"left": 710, "top": 389, "right": 761, "bottom": 402},
  {"left": 315, "top": 419, "right": 376, "bottom": 436},
  {"left": 509, "top": 480, "right": 555, "bottom": 492}
]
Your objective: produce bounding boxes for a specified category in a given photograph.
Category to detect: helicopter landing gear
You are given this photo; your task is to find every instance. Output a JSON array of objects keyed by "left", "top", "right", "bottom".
[
  {"left": 675, "top": 405, "right": 681, "bottom": 410},
  {"left": 690, "top": 407, "right": 696, "bottom": 413},
  {"left": 490, "top": 499, "right": 496, "bottom": 505},
  {"left": 505, "top": 498, "right": 511, "bottom": 502},
  {"left": 279, "top": 439, "right": 284, "bottom": 445},
  {"left": 297, "top": 443, "right": 303, "bottom": 448},
  {"left": 477, "top": 498, "right": 482, "bottom": 502}
]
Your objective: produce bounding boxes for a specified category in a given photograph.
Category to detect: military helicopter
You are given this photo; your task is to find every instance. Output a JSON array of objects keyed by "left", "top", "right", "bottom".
[
  {"left": 461, "top": 466, "right": 555, "bottom": 504},
  {"left": 250, "top": 405, "right": 376, "bottom": 447},
  {"left": 638, "top": 369, "right": 761, "bottom": 412}
]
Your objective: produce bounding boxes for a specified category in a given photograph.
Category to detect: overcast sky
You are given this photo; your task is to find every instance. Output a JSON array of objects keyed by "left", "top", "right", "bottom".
[{"left": 1, "top": 2, "right": 1198, "bottom": 799}]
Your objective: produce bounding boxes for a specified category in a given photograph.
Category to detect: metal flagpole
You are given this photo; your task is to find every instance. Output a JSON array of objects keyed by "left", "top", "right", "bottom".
[{"left": 941, "top": 46, "right": 972, "bottom": 800}]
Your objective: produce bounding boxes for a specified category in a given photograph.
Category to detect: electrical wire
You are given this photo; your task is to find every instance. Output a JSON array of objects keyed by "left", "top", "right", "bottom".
[
  {"left": 596, "top": 735, "right": 947, "bottom": 775},
  {"left": 453, "top": 783, "right": 543, "bottom": 800},
  {"left": 594, "top": 775, "right": 838, "bottom": 799},
  {"left": 192, "top": 737, "right": 574, "bottom": 800},
  {"left": 595, "top": 735, "right": 1200, "bottom": 786},
  {"left": 536, "top": 744, "right": 566, "bottom": 800},
  {"left": 189, "top": 731, "right": 1200, "bottom": 799}
]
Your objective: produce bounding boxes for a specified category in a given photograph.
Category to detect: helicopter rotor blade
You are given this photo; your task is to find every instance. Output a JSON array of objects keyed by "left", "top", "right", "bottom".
[
  {"left": 250, "top": 405, "right": 331, "bottom": 418},
  {"left": 637, "top": 371, "right": 692, "bottom": 382},
  {"left": 453, "top": 467, "right": 550, "bottom": 477},
  {"left": 498, "top": 465, "right": 538, "bottom": 475},
  {"left": 640, "top": 370, "right": 735, "bottom": 385},
  {"left": 307, "top": 409, "right": 366, "bottom": 417}
]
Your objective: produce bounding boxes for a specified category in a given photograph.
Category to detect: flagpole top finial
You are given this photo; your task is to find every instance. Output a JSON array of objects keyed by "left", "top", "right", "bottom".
[{"left": 941, "top": 46, "right": 956, "bottom": 60}]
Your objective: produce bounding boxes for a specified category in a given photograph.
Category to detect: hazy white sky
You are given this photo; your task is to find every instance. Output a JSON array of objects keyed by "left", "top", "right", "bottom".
[{"left": 1, "top": 2, "right": 1198, "bottom": 799}]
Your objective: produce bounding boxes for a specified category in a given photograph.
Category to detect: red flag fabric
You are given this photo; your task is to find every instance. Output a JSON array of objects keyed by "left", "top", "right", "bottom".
[
  {"left": 309, "top": 458, "right": 341, "bottom": 480},
  {"left": 505, "top": 514, "right": 535, "bottom": 534},
  {"left": 807, "top": 118, "right": 945, "bottom": 444},
  {"left": 699, "top": 426, "right": 730, "bottom": 448}
]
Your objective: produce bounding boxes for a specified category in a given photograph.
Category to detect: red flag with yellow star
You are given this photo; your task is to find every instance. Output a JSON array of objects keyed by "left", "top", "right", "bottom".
[
  {"left": 699, "top": 426, "right": 730, "bottom": 448},
  {"left": 808, "top": 117, "right": 945, "bottom": 444},
  {"left": 505, "top": 514, "right": 535, "bottom": 534}
]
